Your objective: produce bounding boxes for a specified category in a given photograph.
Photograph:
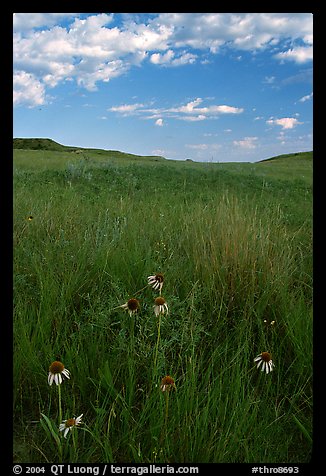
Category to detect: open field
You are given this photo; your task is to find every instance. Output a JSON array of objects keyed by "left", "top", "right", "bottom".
[{"left": 13, "top": 142, "right": 312, "bottom": 463}]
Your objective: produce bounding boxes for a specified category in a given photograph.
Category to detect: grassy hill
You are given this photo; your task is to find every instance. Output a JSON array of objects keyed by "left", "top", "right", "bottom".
[
  {"left": 259, "top": 151, "right": 312, "bottom": 163},
  {"left": 13, "top": 140, "right": 312, "bottom": 463},
  {"left": 13, "top": 137, "right": 69, "bottom": 152},
  {"left": 13, "top": 137, "right": 166, "bottom": 162}
]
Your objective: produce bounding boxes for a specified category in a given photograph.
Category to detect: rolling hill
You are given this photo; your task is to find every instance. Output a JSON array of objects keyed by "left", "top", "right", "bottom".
[
  {"left": 13, "top": 137, "right": 166, "bottom": 161},
  {"left": 13, "top": 137, "right": 312, "bottom": 166},
  {"left": 258, "top": 151, "right": 312, "bottom": 163}
]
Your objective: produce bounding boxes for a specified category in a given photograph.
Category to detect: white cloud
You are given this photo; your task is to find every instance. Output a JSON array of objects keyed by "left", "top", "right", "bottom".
[
  {"left": 108, "top": 97, "right": 244, "bottom": 122},
  {"left": 108, "top": 103, "right": 145, "bottom": 115},
  {"left": 150, "top": 49, "right": 197, "bottom": 66},
  {"left": 13, "top": 13, "right": 163, "bottom": 104},
  {"left": 180, "top": 115, "right": 207, "bottom": 122},
  {"left": 13, "top": 13, "right": 312, "bottom": 107},
  {"left": 274, "top": 46, "right": 313, "bottom": 63},
  {"left": 186, "top": 143, "right": 208, "bottom": 150},
  {"left": 165, "top": 98, "right": 244, "bottom": 117},
  {"left": 152, "top": 148, "right": 166, "bottom": 156},
  {"left": 13, "top": 13, "right": 80, "bottom": 32},
  {"left": 186, "top": 143, "right": 221, "bottom": 150},
  {"left": 263, "top": 76, "right": 275, "bottom": 84},
  {"left": 299, "top": 92, "right": 313, "bottom": 102},
  {"left": 150, "top": 49, "right": 175, "bottom": 64},
  {"left": 153, "top": 13, "right": 312, "bottom": 54},
  {"left": 233, "top": 136, "right": 258, "bottom": 149},
  {"left": 13, "top": 71, "right": 47, "bottom": 107},
  {"left": 266, "top": 117, "right": 303, "bottom": 129}
]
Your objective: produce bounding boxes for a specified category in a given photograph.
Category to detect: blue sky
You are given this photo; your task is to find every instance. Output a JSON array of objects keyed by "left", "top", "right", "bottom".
[{"left": 13, "top": 13, "right": 313, "bottom": 162}]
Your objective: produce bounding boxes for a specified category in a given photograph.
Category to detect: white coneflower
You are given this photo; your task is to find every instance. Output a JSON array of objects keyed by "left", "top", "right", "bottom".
[
  {"left": 148, "top": 273, "right": 164, "bottom": 293},
  {"left": 48, "top": 361, "right": 71, "bottom": 386},
  {"left": 154, "top": 296, "right": 168, "bottom": 317},
  {"left": 160, "top": 376, "right": 176, "bottom": 392},
  {"left": 120, "top": 298, "right": 140, "bottom": 316},
  {"left": 59, "top": 414, "right": 83, "bottom": 438},
  {"left": 254, "top": 352, "right": 275, "bottom": 374}
]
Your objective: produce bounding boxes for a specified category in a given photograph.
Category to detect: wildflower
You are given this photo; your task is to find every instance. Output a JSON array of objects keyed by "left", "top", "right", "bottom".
[
  {"left": 148, "top": 273, "right": 164, "bottom": 293},
  {"left": 120, "top": 298, "right": 140, "bottom": 316},
  {"left": 48, "top": 361, "right": 71, "bottom": 386},
  {"left": 27, "top": 215, "right": 33, "bottom": 221},
  {"left": 254, "top": 352, "right": 275, "bottom": 374},
  {"left": 154, "top": 296, "right": 168, "bottom": 317},
  {"left": 59, "top": 414, "right": 83, "bottom": 438},
  {"left": 160, "top": 375, "right": 176, "bottom": 392}
]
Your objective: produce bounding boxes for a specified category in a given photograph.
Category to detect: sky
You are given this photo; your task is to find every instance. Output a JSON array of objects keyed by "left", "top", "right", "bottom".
[{"left": 13, "top": 13, "right": 313, "bottom": 162}]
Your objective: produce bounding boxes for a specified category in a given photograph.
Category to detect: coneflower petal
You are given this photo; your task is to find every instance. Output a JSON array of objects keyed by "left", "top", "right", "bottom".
[{"left": 256, "top": 358, "right": 263, "bottom": 369}]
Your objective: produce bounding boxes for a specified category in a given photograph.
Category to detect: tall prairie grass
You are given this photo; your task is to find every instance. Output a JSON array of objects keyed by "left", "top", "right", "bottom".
[{"left": 13, "top": 152, "right": 312, "bottom": 463}]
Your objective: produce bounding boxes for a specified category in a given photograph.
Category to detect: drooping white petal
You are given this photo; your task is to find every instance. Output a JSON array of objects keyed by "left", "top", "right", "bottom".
[
  {"left": 62, "top": 368, "right": 70, "bottom": 379},
  {"left": 48, "top": 373, "right": 54, "bottom": 386},
  {"left": 256, "top": 358, "right": 263, "bottom": 369},
  {"left": 59, "top": 423, "right": 66, "bottom": 432}
]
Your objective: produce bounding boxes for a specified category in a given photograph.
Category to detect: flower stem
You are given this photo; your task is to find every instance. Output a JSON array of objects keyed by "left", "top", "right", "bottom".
[
  {"left": 57, "top": 383, "right": 62, "bottom": 426},
  {"left": 153, "top": 314, "right": 162, "bottom": 376},
  {"left": 72, "top": 426, "right": 78, "bottom": 462},
  {"left": 164, "top": 391, "right": 169, "bottom": 428},
  {"left": 160, "top": 391, "right": 170, "bottom": 446}
]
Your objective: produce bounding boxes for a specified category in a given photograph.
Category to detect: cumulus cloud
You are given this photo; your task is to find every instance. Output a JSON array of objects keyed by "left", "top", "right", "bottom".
[
  {"left": 153, "top": 13, "right": 312, "bottom": 53},
  {"left": 150, "top": 50, "right": 197, "bottom": 66},
  {"left": 274, "top": 46, "right": 313, "bottom": 63},
  {"left": 149, "top": 48, "right": 199, "bottom": 66},
  {"left": 150, "top": 49, "right": 175, "bottom": 64},
  {"left": 13, "top": 13, "right": 313, "bottom": 107},
  {"left": 13, "top": 71, "right": 47, "bottom": 107},
  {"left": 13, "top": 13, "right": 80, "bottom": 32},
  {"left": 266, "top": 117, "right": 303, "bottom": 129}
]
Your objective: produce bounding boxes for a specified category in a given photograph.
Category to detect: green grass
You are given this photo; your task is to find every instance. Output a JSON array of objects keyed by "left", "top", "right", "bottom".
[{"left": 13, "top": 146, "right": 312, "bottom": 463}]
